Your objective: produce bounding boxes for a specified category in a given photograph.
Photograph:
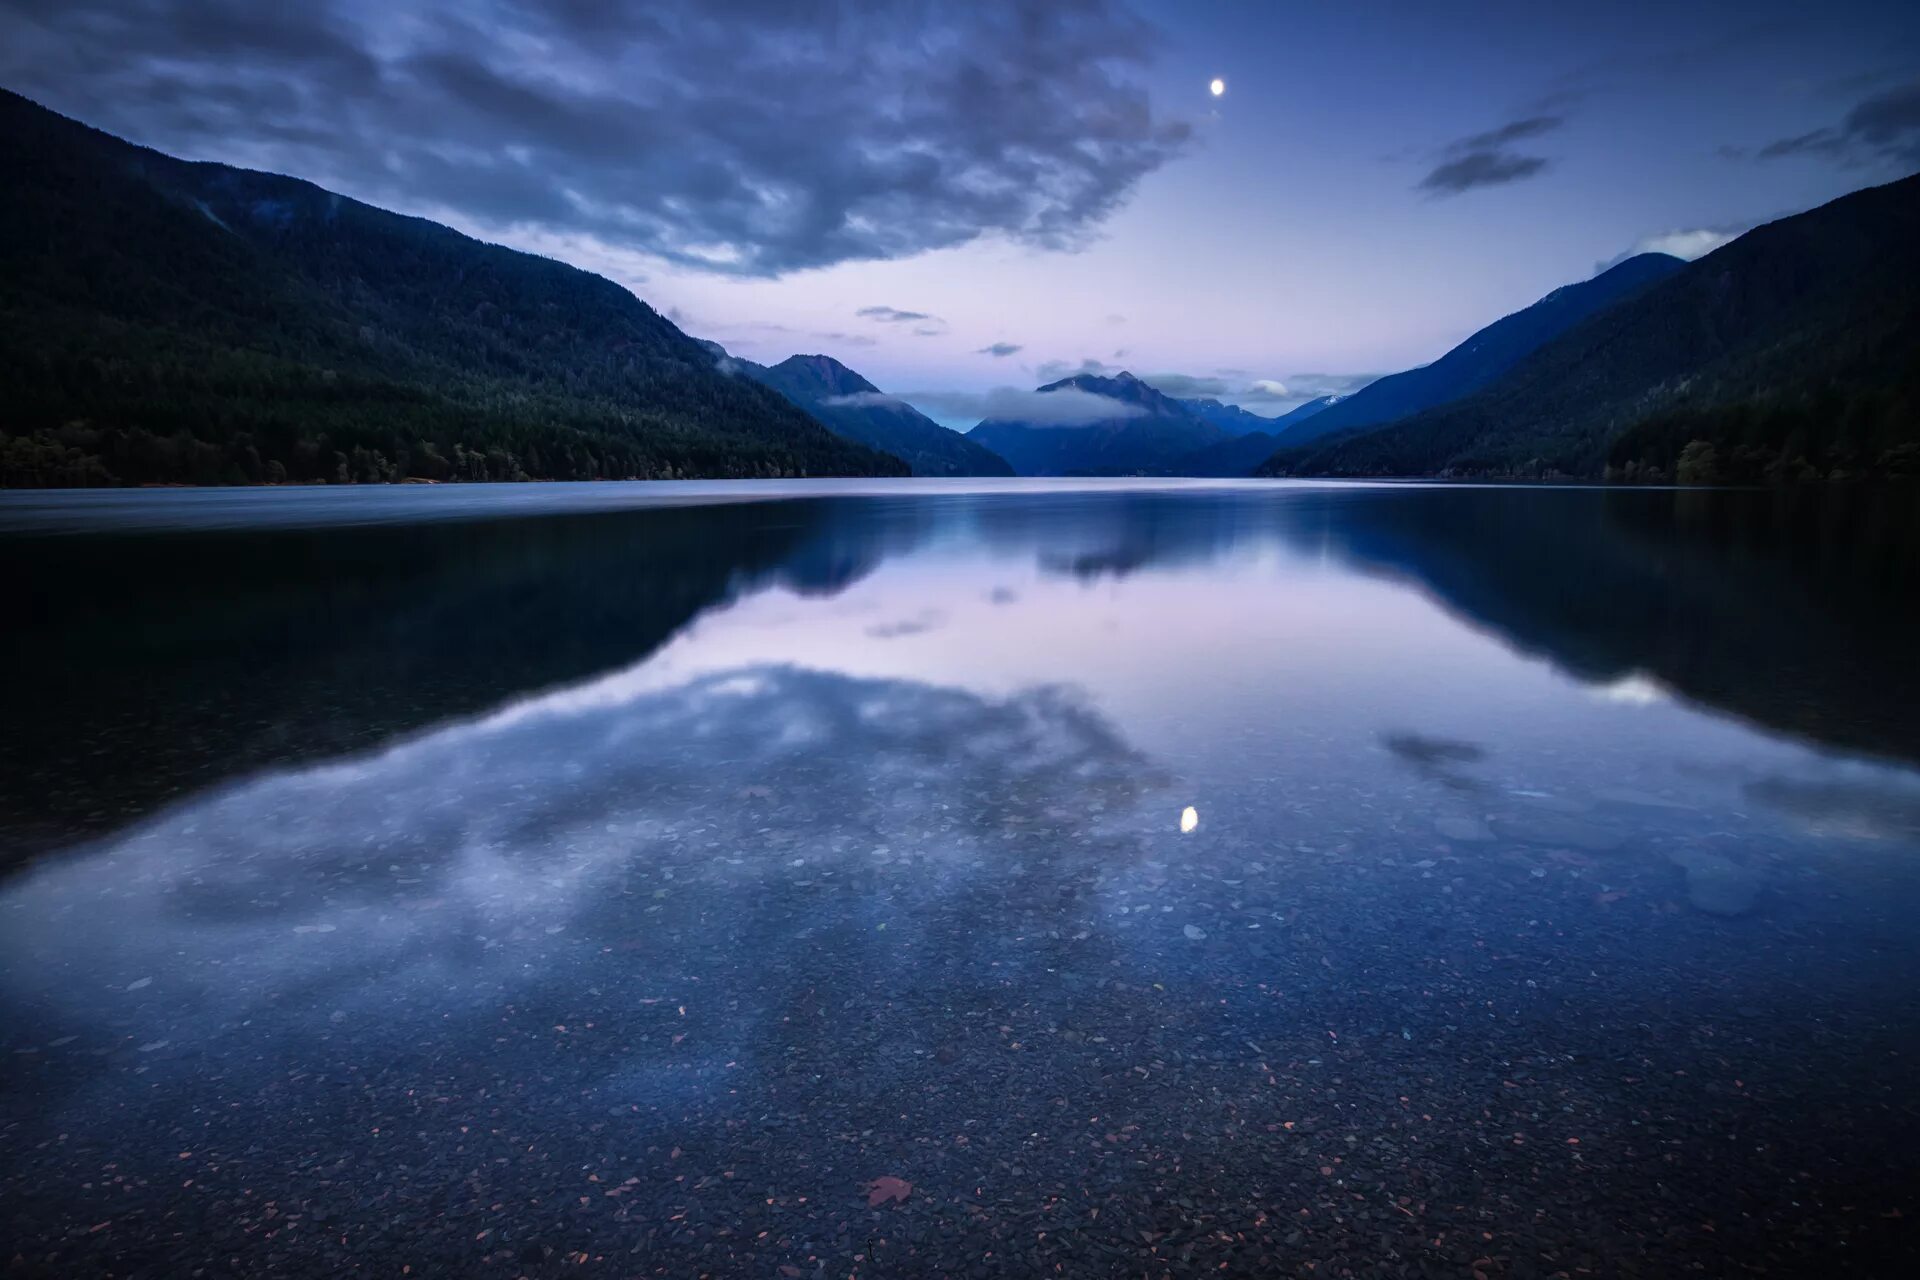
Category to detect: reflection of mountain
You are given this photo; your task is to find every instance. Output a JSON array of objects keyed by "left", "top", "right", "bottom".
[
  {"left": 1309, "top": 486, "right": 1920, "bottom": 763},
  {"left": 990, "top": 486, "right": 1920, "bottom": 765},
  {"left": 0, "top": 500, "right": 926, "bottom": 863},
  {"left": 988, "top": 496, "right": 1269, "bottom": 581},
  {"left": 7, "top": 485, "right": 1914, "bottom": 865}
]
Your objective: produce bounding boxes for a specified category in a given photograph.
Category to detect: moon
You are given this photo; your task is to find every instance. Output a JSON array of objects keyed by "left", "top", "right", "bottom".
[{"left": 1209, "top": 77, "right": 1226, "bottom": 97}]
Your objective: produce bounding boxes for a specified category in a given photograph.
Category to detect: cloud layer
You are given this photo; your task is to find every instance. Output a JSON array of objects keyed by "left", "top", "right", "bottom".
[
  {"left": 0, "top": 0, "right": 1191, "bottom": 277},
  {"left": 1022, "top": 362, "right": 1378, "bottom": 412},
  {"left": 904, "top": 386, "right": 1148, "bottom": 426}
]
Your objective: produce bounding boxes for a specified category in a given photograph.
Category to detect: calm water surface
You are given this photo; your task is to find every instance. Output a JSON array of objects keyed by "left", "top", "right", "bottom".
[{"left": 3, "top": 480, "right": 1919, "bottom": 1277}]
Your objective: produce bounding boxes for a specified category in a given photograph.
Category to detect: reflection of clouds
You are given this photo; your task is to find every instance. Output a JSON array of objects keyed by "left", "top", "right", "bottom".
[
  {"left": 1381, "top": 731, "right": 1488, "bottom": 791},
  {"left": 1745, "top": 772, "right": 1920, "bottom": 842},
  {"left": 1591, "top": 672, "right": 1669, "bottom": 706},
  {"left": 1, "top": 666, "right": 1166, "bottom": 1075},
  {"left": 1381, "top": 732, "right": 1485, "bottom": 766}
]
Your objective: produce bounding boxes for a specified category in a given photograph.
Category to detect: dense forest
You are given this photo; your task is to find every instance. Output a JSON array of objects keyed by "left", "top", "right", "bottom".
[
  {"left": 0, "top": 90, "right": 907, "bottom": 486},
  {"left": 1261, "top": 173, "right": 1920, "bottom": 482}
]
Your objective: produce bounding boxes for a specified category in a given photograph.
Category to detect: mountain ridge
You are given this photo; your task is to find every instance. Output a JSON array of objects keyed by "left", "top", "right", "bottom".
[
  {"left": 1274, "top": 252, "right": 1686, "bottom": 448},
  {"left": 1262, "top": 173, "right": 1920, "bottom": 481},
  {"left": 966, "top": 371, "right": 1228, "bottom": 475},
  {"left": 0, "top": 88, "right": 908, "bottom": 486}
]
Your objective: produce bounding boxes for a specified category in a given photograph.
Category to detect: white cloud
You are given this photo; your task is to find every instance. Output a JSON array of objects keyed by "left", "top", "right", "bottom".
[
  {"left": 1599, "top": 220, "right": 1758, "bottom": 272},
  {"left": 1634, "top": 227, "right": 1741, "bottom": 260},
  {"left": 822, "top": 392, "right": 909, "bottom": 410},
  {"left": 1591, "top": 672, "right": 1669, "bottom": 706},
  {"left": 902, "top": 386, "right": 1148, "bottom": 426}
]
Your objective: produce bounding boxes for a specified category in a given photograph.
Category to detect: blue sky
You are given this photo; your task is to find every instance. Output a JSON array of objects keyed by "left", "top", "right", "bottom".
[{"left": 3, "top": 0, "right": 1917, "bottom": 424}]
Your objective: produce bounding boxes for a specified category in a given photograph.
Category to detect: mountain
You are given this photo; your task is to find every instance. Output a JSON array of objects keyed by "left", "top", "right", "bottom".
[
  {"left": 723, "top": 350, "right": 1013, "bottom": 477},
  {"left": 1267, "top": 395, "right": 1343, "bottom": 435},
  {"left": 1154, "top": 394, "right": 1372, "bottom": 476},
  {"left": 0, "top": 89, "right": 906, "bottom": 486},
  {"left": 1179, "top": 398, "right": 1279, "bottom": 436},
  {"left": 1168, "top": 431, "right": 1292, "bottom": 477},
  {"left": 1157, "top": 396, "right": 1358, "bottom": 475},
  {"left": 1274, "top": 252, "right": 1686, "bottom": 449},
  {"left": 1264, "top": 174, "right": 1920, "bottom": 481},
  {"left": 966, "top": 372, "right": 1227, "bottom": 475},
  {"left": 1167, "top": 396, "right": 1336, "bottom": 474}
]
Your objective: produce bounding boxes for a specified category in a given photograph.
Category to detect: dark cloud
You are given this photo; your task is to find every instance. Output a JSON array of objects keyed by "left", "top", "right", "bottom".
[
  {"left": 978, "top": 342, "right": 1023, "bottom": 357},
  {"left": 1416, "top": 115, "right": 1563, "bottom": 196},
  {"left": 858, "top": 306, "right": 938, "bottom": 324},
  {"left": 1455, "top": 115, "right": 1564, "bottom": 151},
  {"left": 1137, "top": 373, "right": 1231, "bottom": 397},
  {"left": 1418, "top": 150, "right": 1551, "bottom": 195},
  {"left": 865, "top": 611, "right": 947, "bottom": 639},
  {"left": 1528, "top": 18, "right": 1811, "bottom": 117},
  {"left": 1755, "top": 129, "right": 1847, "bottom": 160},
  {"left": 0, "top": 0, "right": 1192, "bottom": 277},
  {"left": 1849, "top": 82, "right": 1920, "bottom": 156},
  {"left": 1752, "top": 80, "right": 1920, "bottom": 169}
]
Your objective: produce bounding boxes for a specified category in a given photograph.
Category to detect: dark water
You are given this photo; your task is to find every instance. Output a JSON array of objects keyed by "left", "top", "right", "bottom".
[{"left": 3, "top": 480, "right": 1919, "bottom": 1278}]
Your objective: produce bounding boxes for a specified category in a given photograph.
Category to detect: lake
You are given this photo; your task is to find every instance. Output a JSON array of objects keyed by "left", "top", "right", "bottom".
[{"left": 3, "top": 479, "right": 1919, "bottom": 1277}]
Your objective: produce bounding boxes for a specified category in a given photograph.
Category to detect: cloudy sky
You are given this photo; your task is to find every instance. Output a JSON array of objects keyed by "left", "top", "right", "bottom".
[{"left": 4, "top": 0, "right": 1917, "bottom": 424}]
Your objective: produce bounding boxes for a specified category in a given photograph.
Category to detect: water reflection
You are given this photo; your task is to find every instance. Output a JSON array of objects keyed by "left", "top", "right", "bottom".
[
  {"left": 2, "top": 667, "right": 1164, "bottom": 1099},
  {"left": 6, "top": 485, "right": 1918, "bottom": 866},
  {"left": 3, "top": 481, "right": 1919, "bottom": 1274},
  {"left": 0, "top": 501, "right": 926, "bottom": 860}
]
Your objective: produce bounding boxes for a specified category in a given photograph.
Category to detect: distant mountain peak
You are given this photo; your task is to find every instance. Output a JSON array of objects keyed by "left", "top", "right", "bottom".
[
  {"left": 731, "top": 348, "right": 1012, "bottom": 477},
  {"left": 1037, "top": 370, "right": 1172, "bottom": 411},
  {"left": 967, "top": 370, "right": 1231, "bottom": 475},
  {"left": 769, "top": 353, "right": 876, "bottom": 398}
]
